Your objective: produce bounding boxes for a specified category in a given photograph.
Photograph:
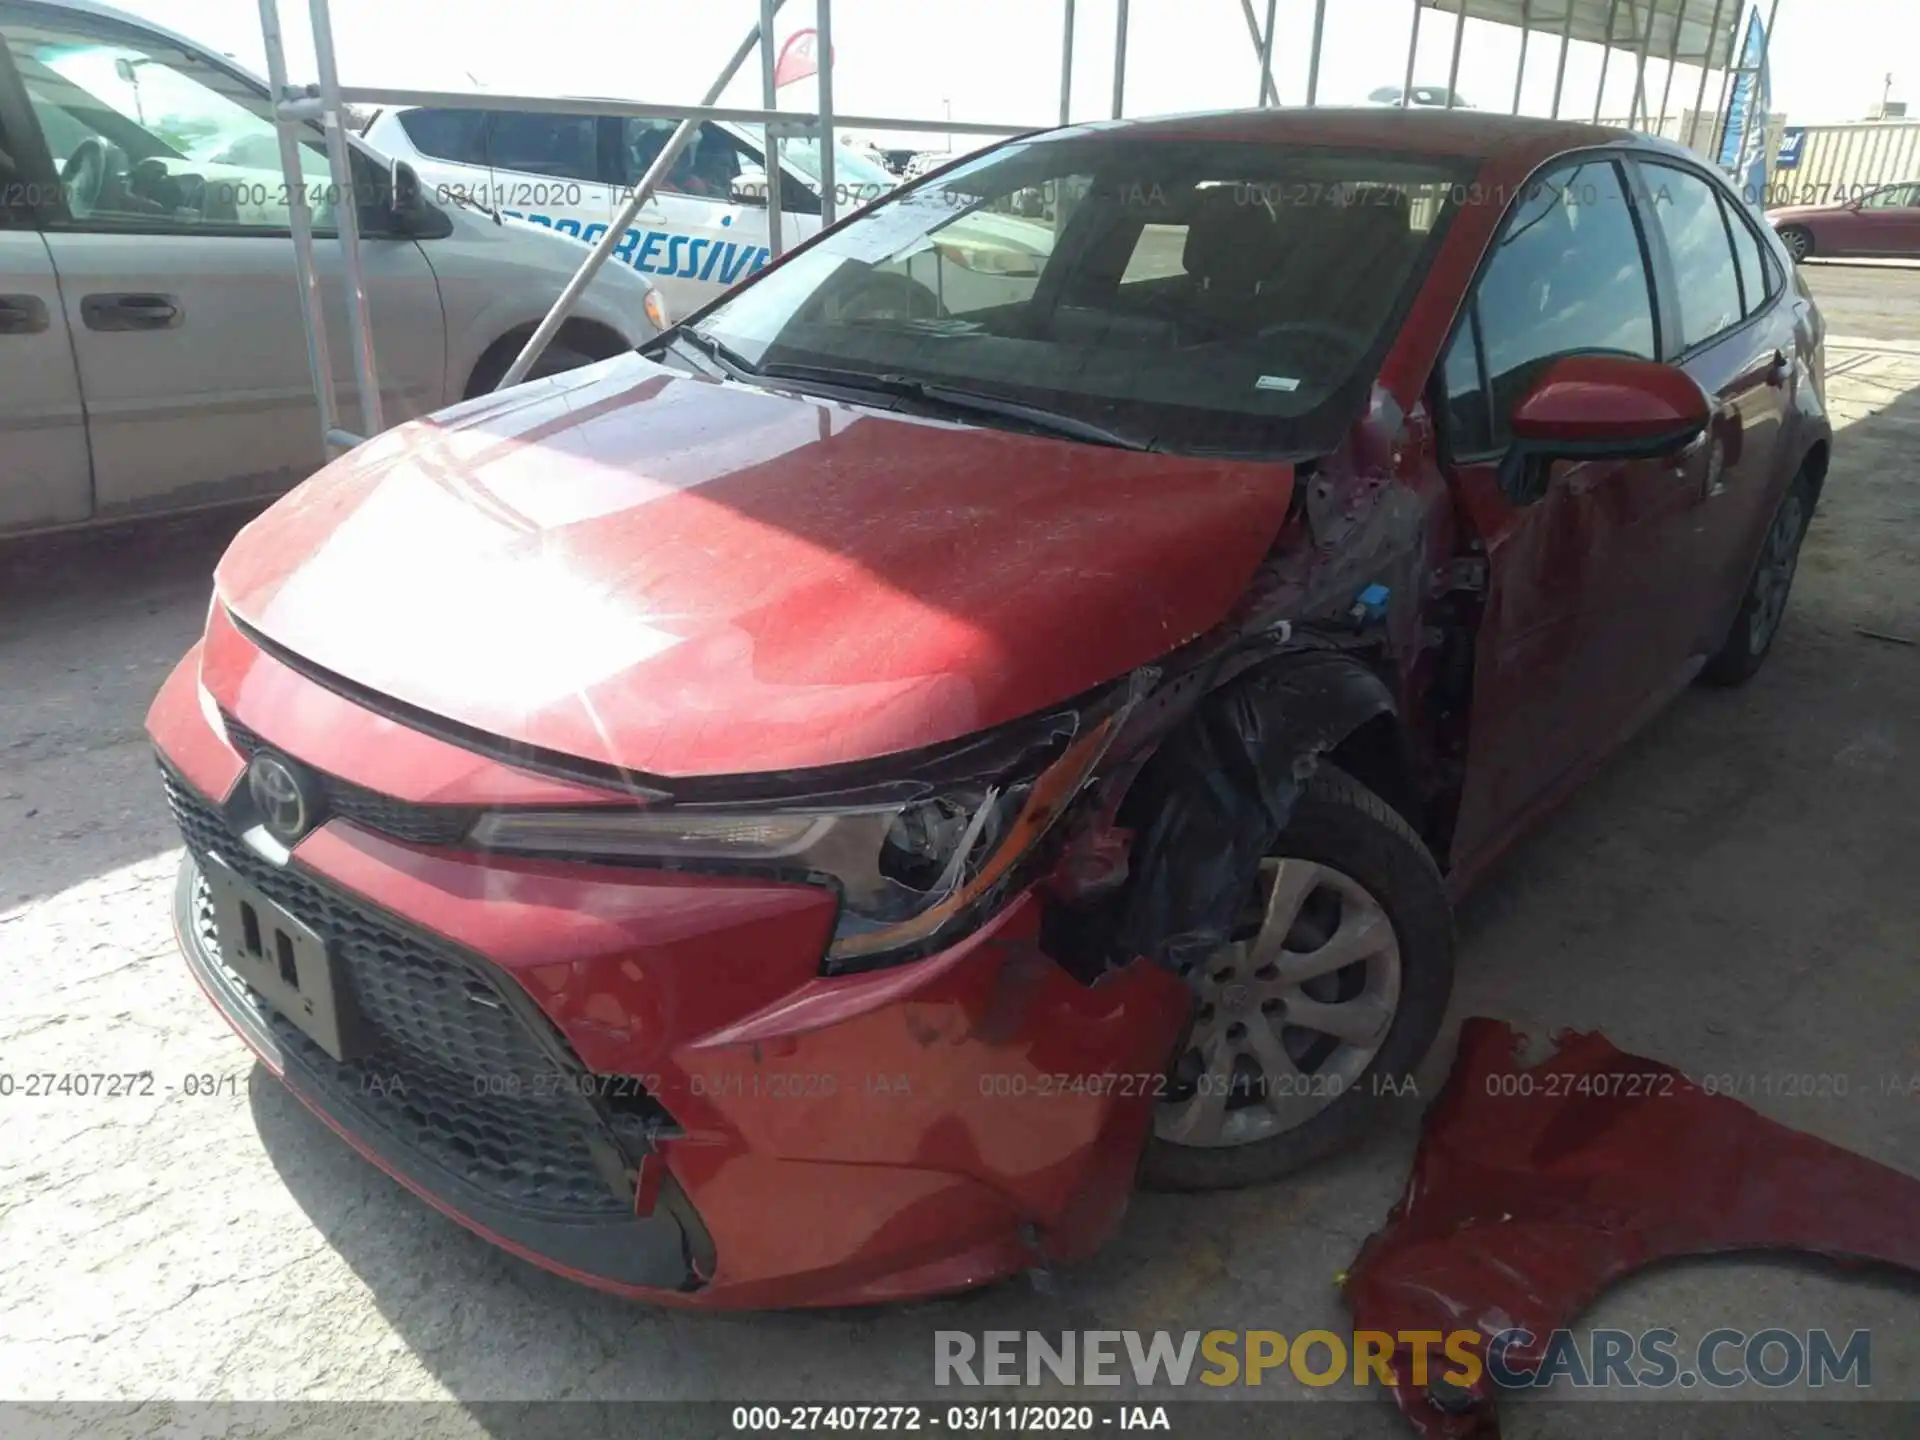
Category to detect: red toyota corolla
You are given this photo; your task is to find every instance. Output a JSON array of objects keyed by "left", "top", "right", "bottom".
[{"left": 149, "top": 110, "right": 1830, "bottom": 1308}]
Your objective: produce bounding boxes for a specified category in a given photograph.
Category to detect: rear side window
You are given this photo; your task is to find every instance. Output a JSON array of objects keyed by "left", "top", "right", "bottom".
[
  {"left": 1724, "top": 195, "right": 1777, "bottom": 317},
  {"left": 487, "top": 112, "right": 597, "bottom": 183},
  {"left": 397, "top": 108, "right": 488, "bottom": 165},
  {"left": 1472, "top": 158, "right": 1658, "bottom": 446},
  {"left": 1639, "top": 163, "right": 1745, "bottom": 351}
]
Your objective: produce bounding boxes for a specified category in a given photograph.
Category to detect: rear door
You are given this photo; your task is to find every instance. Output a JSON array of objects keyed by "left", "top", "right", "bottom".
[
  {"left": 482, "top": 108, "right": 613, "bottom": 241},
  {"left": 0, "top": 28, "right": 89, "bottom": 531},
  {"left": 0, "top": 195, "right": 90, "bottom": 530},
  {"left": 1630, "top": 157, "right": 1800, "bottom": 658},
  {"left": 2, "top": 2, "right": 444, "bottom": 518},
  {"left": 1438, "top": 155, "right": 1706, "bottom": 867}
]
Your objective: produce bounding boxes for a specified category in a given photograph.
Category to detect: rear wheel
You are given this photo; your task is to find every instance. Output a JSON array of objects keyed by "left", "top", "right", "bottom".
[
  {"left": 1778, "top": 225, "right": 1813, "bottom": 263},
  {"left": 1701, "top": 476, "right": 1814, "bottom": 687},
  {"left": 1140, "top": 764, "right": 1453, "bottom": 1191}
]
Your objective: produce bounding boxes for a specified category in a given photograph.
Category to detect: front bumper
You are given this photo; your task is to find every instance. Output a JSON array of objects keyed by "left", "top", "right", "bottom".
[{"left": 149, "top": 634, "right": 1189, "bottom": 1308}]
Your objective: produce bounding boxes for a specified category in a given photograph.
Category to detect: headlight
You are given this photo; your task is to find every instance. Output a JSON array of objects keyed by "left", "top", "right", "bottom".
[{"left": 468, "top": 680, "right": 1145, "bottom": 970}]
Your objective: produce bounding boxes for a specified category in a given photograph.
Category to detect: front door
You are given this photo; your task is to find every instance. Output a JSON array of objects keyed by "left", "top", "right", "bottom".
[{"left": 1439, "top": 156, "right": 1707, "bottom": 870}]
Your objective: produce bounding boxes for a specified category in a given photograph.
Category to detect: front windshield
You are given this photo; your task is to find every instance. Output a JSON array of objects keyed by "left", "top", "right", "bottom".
[{"left": 692, "top": 134, "right": 1473, "bottom": 455}]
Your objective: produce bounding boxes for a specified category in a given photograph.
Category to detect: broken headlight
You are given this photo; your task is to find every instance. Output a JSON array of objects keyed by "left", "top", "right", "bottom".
[{"left": 467, "top": 680, "right": 1145, "bottom": 970}]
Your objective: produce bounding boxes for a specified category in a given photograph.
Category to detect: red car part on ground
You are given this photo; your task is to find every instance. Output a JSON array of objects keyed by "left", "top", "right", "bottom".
[{"left": 1343, "top": 1017, "right": 1920, "bottom": 1438}]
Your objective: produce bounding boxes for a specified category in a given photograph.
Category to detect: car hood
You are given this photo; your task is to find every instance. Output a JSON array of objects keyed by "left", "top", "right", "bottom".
[{"left": 216, "top": 357, "right": 1296, "bottom": 780}]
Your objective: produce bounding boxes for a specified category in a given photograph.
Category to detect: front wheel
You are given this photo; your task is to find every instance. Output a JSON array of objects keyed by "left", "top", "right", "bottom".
[
  {"left": 1778, "top": 225, "right": 1813, "bottom": 263},
  {"left": 1140, "top": 764, "right": 1454, "bottom": 1191}
]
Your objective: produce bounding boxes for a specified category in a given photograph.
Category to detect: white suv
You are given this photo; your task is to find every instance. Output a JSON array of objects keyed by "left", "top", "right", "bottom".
[
  {"left": 363, "top": 105, "right": 901, "bottom": 315},
  {"left": 0, "top": 0, "right": 665, "bottom": 535}
]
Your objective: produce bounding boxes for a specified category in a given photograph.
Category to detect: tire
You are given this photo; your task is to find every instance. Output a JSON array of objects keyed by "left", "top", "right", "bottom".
[
  {"left": 1778, "top": 225, "right": 1813, "bottom": 263},
  {"left": 1701, "top": 474, "right": 1814, "bottom": 687},
  {"left": 1140, "top": 763, "right": 1454, "bottom": 1192},
  {"left": 464, "top": 341, "right": 596, "bottom": 399}
]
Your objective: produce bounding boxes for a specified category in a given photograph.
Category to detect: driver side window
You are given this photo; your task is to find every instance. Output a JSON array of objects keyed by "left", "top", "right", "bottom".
[
  {"left": 1442, "top": 157, "right": 1659, "bottom": 468},
  {"left": 4, "top": 12, "right": 334, "bottom": 232}
]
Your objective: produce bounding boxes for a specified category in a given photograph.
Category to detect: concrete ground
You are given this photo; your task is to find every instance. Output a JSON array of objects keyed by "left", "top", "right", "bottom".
[{"left": 2, "top": 268, "right": 1916, "bottom": 1437}]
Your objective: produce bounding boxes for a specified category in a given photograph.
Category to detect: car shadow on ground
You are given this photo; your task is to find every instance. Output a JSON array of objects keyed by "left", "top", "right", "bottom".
[
  {"left": 238, "top": 377, "right": 1917, "bottom": 1418},
  {"left": 0, "top": 507, "right": 263, "bottom": 910}
]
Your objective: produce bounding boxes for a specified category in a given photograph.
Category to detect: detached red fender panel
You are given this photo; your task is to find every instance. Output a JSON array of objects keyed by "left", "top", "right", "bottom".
[{"left": 1345, "top": 1018, "right": 1920, "bottom": 1438}]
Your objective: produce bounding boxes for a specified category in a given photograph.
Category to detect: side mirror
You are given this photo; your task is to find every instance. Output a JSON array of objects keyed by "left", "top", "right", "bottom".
[
  {"left": 1510, "top": 354, "right": 1710, "bottom": 459},
  {"left": 731, "top": 167, "right": 769, "bottom": 207},
  {"left": 390, "top": 158, "right": 426, "bottom": 219},
  {"left": 1503, "top": 355, "right": 1712, "bottom": 502}
]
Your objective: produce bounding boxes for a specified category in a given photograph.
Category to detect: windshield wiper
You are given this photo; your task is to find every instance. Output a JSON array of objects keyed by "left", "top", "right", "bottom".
[
  {"left": 757, "top": 363, "right": 1150, "bottom": 451},
  {"left": 442, "top": 189, "right": 502, "bottom": 225},
  {"left": 659, "top": 327, "right": 761, "bottom": 379}
]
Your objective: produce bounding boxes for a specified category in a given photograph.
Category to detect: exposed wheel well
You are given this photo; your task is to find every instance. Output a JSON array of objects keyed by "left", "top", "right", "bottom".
[
  {"left": 1324, "top": 712, "right": 1424, "bottom": 838},
  {"left": 463, "top": 318, "right": 633, "bottom": 399}
]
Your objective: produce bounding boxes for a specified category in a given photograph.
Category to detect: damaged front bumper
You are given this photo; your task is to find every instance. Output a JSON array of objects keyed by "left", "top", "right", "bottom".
[{"left": 148, "top": 644, "right": 1192, "bottom": 1308}]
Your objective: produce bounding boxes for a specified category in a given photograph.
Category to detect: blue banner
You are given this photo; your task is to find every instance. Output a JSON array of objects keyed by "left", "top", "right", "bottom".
[{"left": 1719, "top": 6, "right": 1772, "bottom": 203}]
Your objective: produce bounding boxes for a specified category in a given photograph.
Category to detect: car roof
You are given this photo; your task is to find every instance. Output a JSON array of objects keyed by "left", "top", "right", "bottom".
[
  {"left": 24, "top": 0, "right": 266, "bottom": 78},
  {"left": 1042, "top": 106, "right": 1685, "bottom": 172}
]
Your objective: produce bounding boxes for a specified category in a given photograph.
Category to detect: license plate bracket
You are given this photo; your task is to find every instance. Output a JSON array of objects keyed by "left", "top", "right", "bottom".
[{"left": 202, "top": 855, "right": 361, "bottom": 1063}]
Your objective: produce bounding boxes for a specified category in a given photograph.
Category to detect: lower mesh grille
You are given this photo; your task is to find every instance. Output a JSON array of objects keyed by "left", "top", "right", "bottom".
[{"left": 165, "top": 768, "right": 635, "bottom": 1216}]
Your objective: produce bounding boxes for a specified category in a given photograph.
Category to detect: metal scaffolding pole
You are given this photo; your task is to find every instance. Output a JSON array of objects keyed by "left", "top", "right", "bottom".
[
  {"left": 1239, "top": 0, "right": 1280, "bottom": 105},
  {"left": 1628, "top": 1, "right": 1657, "bottom": 128},
  {"left": 1593, "top": 0, "right": 1623, "bottom": 122},
  {"left": 1688, "top": 0, "right": 1730, "bottom": 153},
  {"left": 1060, "top": 0, "right": 1076, "bottom": 124},
  {"left": 1445, "top": 0, "right": 1469, "bottom": 109},
  {"left": 1512, "top": 0, "right": 1534, "bottom": 114},
  {"left": 1258, "top": 0, "right": 1279, "bottom": 106},
  {"left": 1402, "top": 0, "right": 1425, "bottom": 107},
  {"left": 1549, "top": 0, "right": 1577, "bottom": 117},
  {"left": 817, "top": 0, "right": 836, "bottom": 227},
  {"left": 760, "top": 0, "right": 784, "bottom": 261},
  {"left": 1113, "top": 0, "right": 1130, "bottom": 117},
  {"left": 1306, "top": 0, "right": 1329, "bottom": 106},
  {"left": 257, "top": 0, "right": 346, "bottom": 453},
  {"left": 306, "top": 0, "right": 381, "bottom": 435},
  {"left": 1654, "top": 0, "right": 1689, "bottom": 136},
  {"left": 499, "top": 6, "right": 785, "bottom": 388}
]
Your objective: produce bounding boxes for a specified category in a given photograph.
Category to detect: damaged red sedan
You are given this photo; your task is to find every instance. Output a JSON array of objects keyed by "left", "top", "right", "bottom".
[{"left": 148, "top": 109, "right": 1830, "bottom": 1307}]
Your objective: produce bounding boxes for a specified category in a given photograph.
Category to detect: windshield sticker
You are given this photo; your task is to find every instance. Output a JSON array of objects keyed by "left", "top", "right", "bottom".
[{"left": 1255, "top": 375, "right": 1302, "bottom": 392}]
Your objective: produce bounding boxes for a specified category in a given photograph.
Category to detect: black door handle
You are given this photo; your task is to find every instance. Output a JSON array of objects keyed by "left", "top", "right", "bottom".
[
  {"left": 0, "top": 294, "right": 50, "bottom": 335},
  {"left": 81, "top": 292, "right": 182, "bottom": 331}
]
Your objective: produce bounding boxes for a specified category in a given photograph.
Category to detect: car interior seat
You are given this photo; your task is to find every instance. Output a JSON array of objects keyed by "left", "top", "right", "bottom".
[{"left": 1177, "top": 185, "right": 1300, "bottom": 341}]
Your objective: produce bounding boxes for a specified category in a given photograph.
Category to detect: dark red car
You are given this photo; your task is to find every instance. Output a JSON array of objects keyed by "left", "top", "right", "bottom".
[
  {"left": 1768, "top": 180, "right": 1920, "bottom": 260},
  {"left": 148, "top": 110, "right": 1830, "bottom": 1308}
]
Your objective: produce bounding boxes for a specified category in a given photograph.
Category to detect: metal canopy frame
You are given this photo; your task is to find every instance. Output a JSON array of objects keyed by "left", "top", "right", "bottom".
[{"left": 261, "top": 0, "right": 1777, "bottom": 458}]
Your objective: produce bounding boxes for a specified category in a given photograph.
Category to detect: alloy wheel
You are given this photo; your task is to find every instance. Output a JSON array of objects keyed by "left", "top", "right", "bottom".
[
  {"left": 1155, "top": 857, "right": 1402, "bottom": 1149},
  {"left": 1749, "top": 490, "right": 1807, "bottom": 655}
]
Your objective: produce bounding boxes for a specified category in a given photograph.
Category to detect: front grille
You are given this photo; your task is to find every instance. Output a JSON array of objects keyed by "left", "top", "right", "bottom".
[
  {"left": 165, "top": 768, "right": 639, "bottom": 1216},
  {"left": 222, "top": 714, "right": 477, "bottom": 847}
]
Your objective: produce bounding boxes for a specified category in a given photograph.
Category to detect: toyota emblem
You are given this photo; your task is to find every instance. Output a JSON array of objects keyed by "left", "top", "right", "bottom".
[{"left": 247, "top": 752, "right": 315, "bottom": 844}]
